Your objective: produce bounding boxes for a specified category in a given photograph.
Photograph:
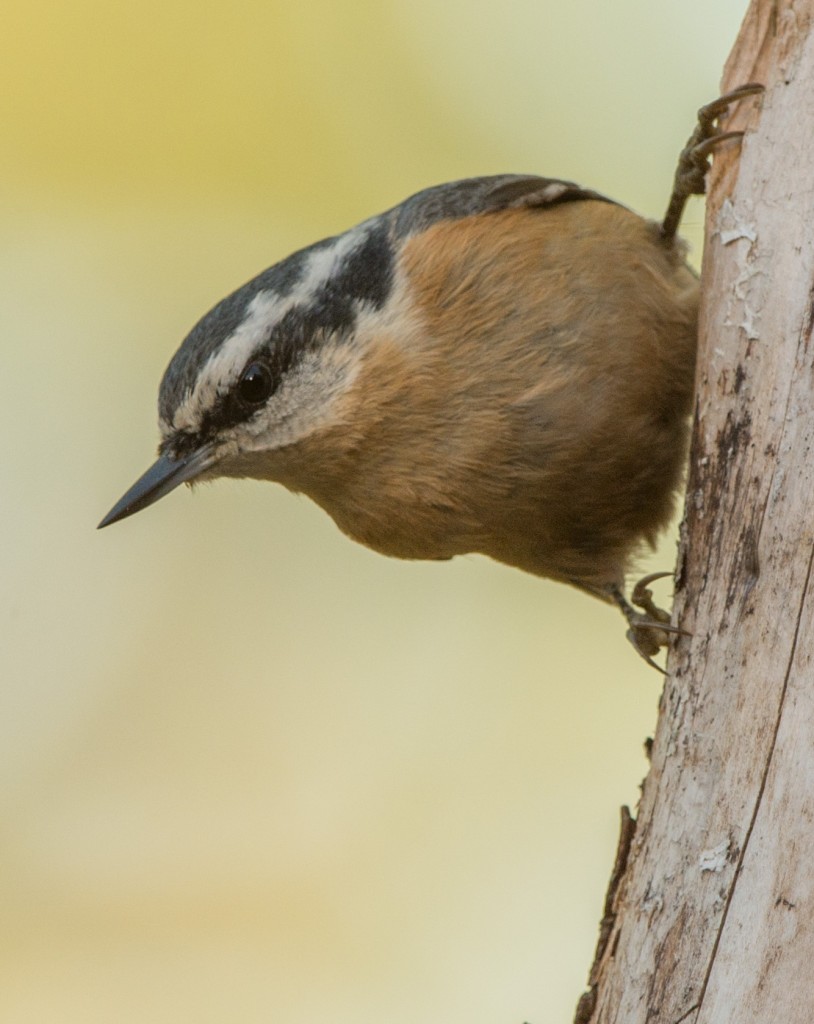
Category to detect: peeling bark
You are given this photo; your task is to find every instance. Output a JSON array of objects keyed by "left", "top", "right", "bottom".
[{"left": 575, "top": 3, "right": 814, "bottom": 1021}]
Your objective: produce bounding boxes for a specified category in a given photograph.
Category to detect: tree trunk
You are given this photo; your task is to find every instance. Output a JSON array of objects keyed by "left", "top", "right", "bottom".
[{"left": 576, "top": 3, "right": 814, "bottom": 1021}]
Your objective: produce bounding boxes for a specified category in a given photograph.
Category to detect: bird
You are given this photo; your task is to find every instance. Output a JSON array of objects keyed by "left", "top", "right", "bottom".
[{"left": 99, "top": 84, "right": 763, "bottom": 666}]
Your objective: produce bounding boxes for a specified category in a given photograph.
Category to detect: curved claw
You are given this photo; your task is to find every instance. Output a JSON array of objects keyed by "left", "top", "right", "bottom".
[
  {"left": 630, "top": 572, "right": 690, "bottom": 632},
  {"left": 697, "top": 83, "right": 765, "bottom": 124},
  {"left": 660, "top": 83, "right": 764, "bottom": 241},
  {"left": 631, "top": 571, "right": 672, "bottom": 602},
  {"left": 609, "top": 574, "right": 690, "bottom": 671},
  {"left": 625, "top": 628, "right": 667, "bottom": 675},
  {"left": 691, "top": 130, "right": 745, "bottom": 161}
]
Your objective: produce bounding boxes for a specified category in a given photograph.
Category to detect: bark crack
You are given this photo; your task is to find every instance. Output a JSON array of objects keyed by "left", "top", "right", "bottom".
[
  {"left": 672, "top": 1002, "right": 700, "bottom": 1024},
  {"left": 692, "top": 536, "right": 814, "bottom": 1013}
]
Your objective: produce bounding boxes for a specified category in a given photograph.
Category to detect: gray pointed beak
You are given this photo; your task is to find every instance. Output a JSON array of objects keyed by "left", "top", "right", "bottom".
[{"left": 98, "top": 444, "right": 218, "bottom": 529}]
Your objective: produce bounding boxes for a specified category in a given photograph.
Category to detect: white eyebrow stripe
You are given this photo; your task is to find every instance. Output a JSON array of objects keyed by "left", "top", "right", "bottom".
[
  {"left": 171, "top": 224, "right": 371, "bottom": 433},
  {"left": 296, "top": 224, "right": 370, "bottom": 296},
  {"left": 172, "top": 290, "right": 279, "bottom": 431}
]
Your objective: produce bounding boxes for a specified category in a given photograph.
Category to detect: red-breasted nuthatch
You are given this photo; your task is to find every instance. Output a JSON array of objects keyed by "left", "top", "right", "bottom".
[{"left": 99, "top": 85, "right": 763, "bottom": 665}]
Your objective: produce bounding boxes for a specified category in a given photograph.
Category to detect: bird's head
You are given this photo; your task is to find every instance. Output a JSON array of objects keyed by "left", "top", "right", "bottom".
[{"left": 99, "top": 218, "right": 398, "bottom": 528}]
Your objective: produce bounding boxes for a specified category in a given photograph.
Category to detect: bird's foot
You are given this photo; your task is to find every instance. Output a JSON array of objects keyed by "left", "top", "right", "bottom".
[
  {"left": 610, "top": 573, "right": 688, "bottom": 673},
  {"left": 661, "top": 82, "right": 764, "bottom": 242}
]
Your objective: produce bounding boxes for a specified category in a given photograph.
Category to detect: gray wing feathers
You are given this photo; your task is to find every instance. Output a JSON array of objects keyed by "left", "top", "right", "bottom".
[{"left": 389, "top": 174, "right": 613, "bottom": 238}]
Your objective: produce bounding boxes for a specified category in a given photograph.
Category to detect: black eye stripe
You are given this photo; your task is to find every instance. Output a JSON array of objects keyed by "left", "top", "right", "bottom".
[{"left": 189, "top": 342, "right": 296, "bottom": 441}]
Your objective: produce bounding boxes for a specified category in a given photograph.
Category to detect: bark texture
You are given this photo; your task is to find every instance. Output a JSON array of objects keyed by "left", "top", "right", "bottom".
[{"left": 576, "top": 3, "right": 814, "bottom": 1021}]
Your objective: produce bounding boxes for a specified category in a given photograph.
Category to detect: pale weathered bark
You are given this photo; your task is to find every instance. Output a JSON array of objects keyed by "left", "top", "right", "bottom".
[{"left": 575, "top": 3, "right": 814, "bottom": 1021}]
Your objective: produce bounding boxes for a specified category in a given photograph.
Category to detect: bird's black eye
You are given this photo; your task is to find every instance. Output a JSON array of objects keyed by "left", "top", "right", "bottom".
[{"left": 237, "top": 361, "right": 273, "bottom": 405}]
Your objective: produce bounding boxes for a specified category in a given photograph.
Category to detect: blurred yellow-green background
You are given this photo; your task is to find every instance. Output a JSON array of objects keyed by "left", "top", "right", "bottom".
[{"left": 2, "top": 2, "right": 744, "bottom": 1021}]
